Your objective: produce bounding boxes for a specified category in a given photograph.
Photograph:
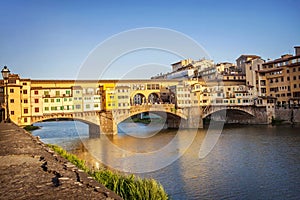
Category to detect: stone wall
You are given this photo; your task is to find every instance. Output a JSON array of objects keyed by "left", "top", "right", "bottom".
[{"left": 275, "top": 108, "right": 300, "bottom": 123}]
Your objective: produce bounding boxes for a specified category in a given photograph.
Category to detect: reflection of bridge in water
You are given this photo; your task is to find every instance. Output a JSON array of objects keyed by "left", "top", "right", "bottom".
[{"left": 30, "top": 103, "right": 269, "bottom": 137}]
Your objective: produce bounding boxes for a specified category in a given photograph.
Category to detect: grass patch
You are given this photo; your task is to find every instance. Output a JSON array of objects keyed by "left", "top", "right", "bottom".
[
  {"left": 47, "top": 144, "right": 169, "bottom": 200},
  {"left": 132, "top": 118, "right": 152, "bottom": 124},
  {"left": 24, "top": 125, "right": 40, "bottom": 131}
]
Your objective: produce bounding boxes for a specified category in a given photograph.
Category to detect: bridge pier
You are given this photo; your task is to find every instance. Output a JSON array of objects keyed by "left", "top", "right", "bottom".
[
  {"left": 186, "top": 106, "right": 203, "bottom": 129},
  {"left": 99, "top": 111, "right": 117, "bottom": 135},
  {"left": 166, "top": 118, "right": 181, "bottom": 128},
  {"left": 88, "top": 123, "right": 101, "bottom": 138},
  {"left": 166, "top": 107, "right": 203, "bottom": 129}
]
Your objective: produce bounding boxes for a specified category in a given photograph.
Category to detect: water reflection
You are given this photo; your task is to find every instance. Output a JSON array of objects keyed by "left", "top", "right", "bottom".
[
  {"left": 33, "top": 121, "right": 300, "bottom": 200},
  {"left": 80, "top": 123, "right": 197, "bottom": 173}
]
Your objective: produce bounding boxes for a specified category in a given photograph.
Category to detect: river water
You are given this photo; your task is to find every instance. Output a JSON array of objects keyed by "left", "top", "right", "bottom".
[{"left": 33, "top": 121, "right": 300, "bottom": 200}]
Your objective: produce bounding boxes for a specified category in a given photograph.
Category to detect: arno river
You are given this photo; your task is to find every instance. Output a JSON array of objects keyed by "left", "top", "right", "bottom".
[{"left": 33, "top": 121, "right": 300, "bottom": 200}]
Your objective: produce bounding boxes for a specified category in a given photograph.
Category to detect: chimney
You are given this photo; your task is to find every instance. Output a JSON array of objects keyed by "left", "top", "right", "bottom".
[{"left": 295, "top": 46, "right": 300, "bottom": 56}]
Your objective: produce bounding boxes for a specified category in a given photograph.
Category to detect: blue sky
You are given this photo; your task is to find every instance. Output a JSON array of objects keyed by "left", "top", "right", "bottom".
[{"left": 0, "top": 0, "right": 299, "bottom": 79}]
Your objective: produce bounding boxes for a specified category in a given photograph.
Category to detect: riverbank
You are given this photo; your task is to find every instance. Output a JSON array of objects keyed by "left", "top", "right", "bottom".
[
  {"left": 48, "top": 144, "right": 169, "bottom": 200},
  {"left": 0, "top": 122, "right": 122, "bottom": 200}
]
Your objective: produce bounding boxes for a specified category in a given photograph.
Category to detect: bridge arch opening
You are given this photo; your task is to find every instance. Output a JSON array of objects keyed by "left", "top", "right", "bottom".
[
  {"left": 117, "top": 109, "right": 187, "bottom": 137},
  {"left": 148, "top": 93, "right": 160, "bottom": 104},
  {"left": 132, "top": 93, "right": 146, "bottom": 105},
  {"left": 203, "top": 108, "right": 255, "bottom": 125},
  {"left": 32, "top": 117, "right": 101, "bottom": 138}
]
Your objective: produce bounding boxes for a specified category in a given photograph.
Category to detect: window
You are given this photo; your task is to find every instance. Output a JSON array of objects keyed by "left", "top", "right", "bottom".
[
  {"left": 35, "top": 107, "right": 39, "bottom": 113},
  {"left": 10, "top": 89, "right": 14, "bottom": 93},
  {"left": 51, "top": 107, "right": 57, "bottom": 111},
  {"left": 34, "top": 91, "right": 38, "bottom": 95},
  {"left": 24, "top": 99, "right": 28, "bottom": 103},
  {"left": 23, "top": 90, "right": 27, "bottom": 94},
  {"left": 24, "top": 108, "right": 28, "bottom": 114},
  {"left": 10, "top": 111, "right": 14, "bottom": 115},
  {"left": 293, "top": 68, "right": 296, "bottom": 72},
  {"left": 35, "top": 99, "right": 39, "bottom": 103},
  {"left": 44, "top": 99, "right": 48, "bottom": 103},
  {"left": 86, "top": 104, "right": 90, "bottom": 109},
  {"left": 66, "top": 90, "right": 71, "bottom": 95},
  {"left": 60, "top": 106, "right": 64, "bottom": 110},
  {"left": 10, "top": 99, "right": 14, "bottom": 103},
  {"left": 51, "top": 99, "right": 54, "bottom": 103},
  {"left": 75, "top": 105, "right": 81, "bottom": 109},
  {"left": 55, "top": 91, "right": 60, "bottom": 96},
  {"left": 281, "top": 77, "right": 284, "bottom": 82},
  {"left": 45, "top": 107, "right": 49, "bottom": 111},
  {"left": 64, "top": 98, "right": 67, "bottom": 102},
  {"left": 22, "top": 82, "right": 27, "bottom": 86},
  {"left": 44, "top": 91, "right": 49, "bottom": 95},
  {"left": 294, "top": 76, "right": 296, "bottom": 81},
  {"left": 24, "top": 118, "right": 27, "bottom": 123},
  {"left": 56, "top": 99, "right": 60, "bottom": 102}
]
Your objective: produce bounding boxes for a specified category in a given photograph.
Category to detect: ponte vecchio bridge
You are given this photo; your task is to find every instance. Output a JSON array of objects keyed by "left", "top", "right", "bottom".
[{"left": 1, "top": 75, "right": 271, "bottom": 136}]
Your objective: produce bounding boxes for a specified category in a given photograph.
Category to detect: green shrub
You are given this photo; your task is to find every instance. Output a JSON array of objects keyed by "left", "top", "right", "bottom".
[
  {"left": 24, "top": 125, "right": 40, "bottom": 131},
  {"left": 47, "top": 144, "right": 169, "bottom": 200}
]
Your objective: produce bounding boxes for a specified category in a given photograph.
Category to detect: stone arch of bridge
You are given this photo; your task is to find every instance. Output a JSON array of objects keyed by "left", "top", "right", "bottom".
[
  {"left": 31, "top": 116, "right": 98, "bottom": 127},
  {"left": 115, "top": 109, "right": 187, "bottom": 125},
  {"left": 203, "top": 108, "right": 255, "bottom": 120},
  {"left": 30, "top": 115, "right": 101, "bottom": 138}
]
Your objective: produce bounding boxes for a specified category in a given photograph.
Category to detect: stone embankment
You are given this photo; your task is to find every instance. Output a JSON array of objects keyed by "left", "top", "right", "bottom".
[{"left": 0, "top": 123, "right": 122, "bottom": 200}]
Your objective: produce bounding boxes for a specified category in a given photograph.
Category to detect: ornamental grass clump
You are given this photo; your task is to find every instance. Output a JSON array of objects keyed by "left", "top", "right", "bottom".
[{"left": 48, "top": 144, "right": 169, "bottom": 200}]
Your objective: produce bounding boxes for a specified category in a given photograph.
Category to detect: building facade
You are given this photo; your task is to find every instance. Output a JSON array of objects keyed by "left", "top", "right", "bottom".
[{"left": 254, "top": 47, "right": 300, "bottom": 107}]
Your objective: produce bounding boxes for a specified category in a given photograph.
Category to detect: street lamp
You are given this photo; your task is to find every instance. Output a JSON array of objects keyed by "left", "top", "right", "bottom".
[{"left": 1, "top": 66, "right": 10, "bottom": 122}]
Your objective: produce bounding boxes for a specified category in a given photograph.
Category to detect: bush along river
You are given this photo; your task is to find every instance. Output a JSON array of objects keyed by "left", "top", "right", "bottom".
[{"left": 32, "top": 121, "right": 300, "bottom": 200}]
